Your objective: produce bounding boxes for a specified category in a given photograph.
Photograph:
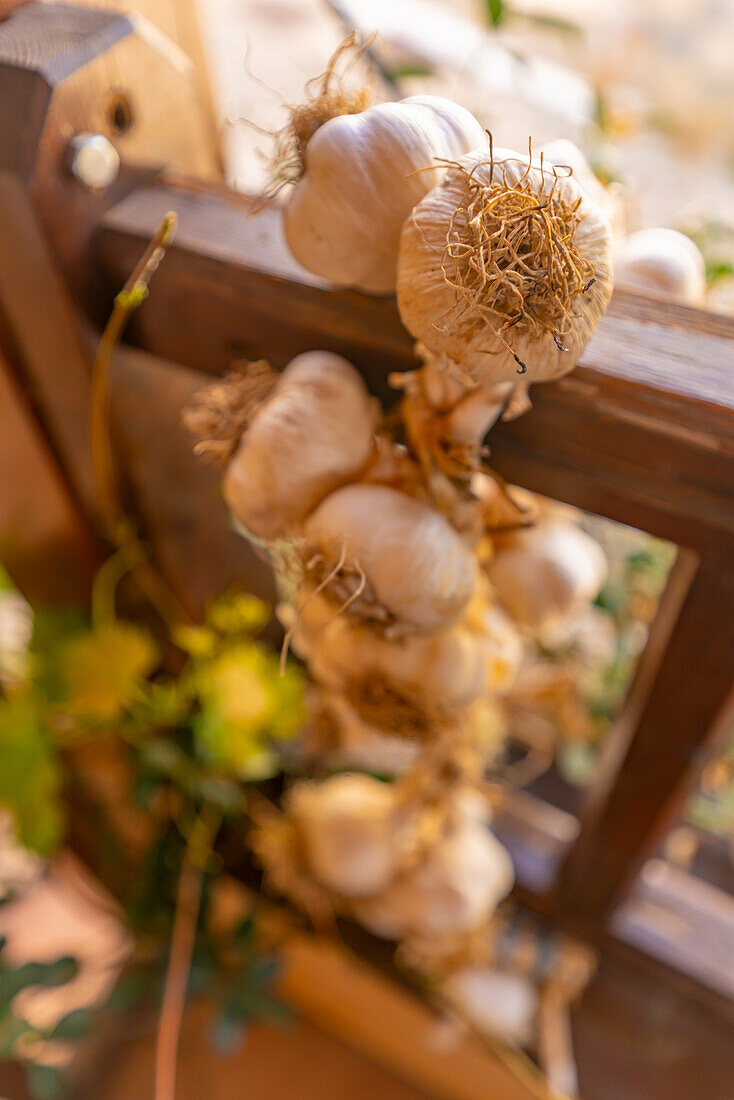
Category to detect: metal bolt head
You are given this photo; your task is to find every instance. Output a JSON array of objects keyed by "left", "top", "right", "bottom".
[{"left": 68, "top": 133, "right": 120, "bottom": 190}]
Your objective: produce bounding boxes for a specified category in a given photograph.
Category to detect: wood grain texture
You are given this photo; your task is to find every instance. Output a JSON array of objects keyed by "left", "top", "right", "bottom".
[
  {"left": 0, "top": 343, "right": 98, "bottom": 603},
  {"left": 0, "top": 173, "right": 96, "bottom": 516},
  {"left": 83, "top": 1004, "right": 430, "bottom": 1100},
  {"left": 275, "top": 934, "right": 549, "bottom": 1100},
  {"left": 0, "top": 2, "right": 131, "bottom": 84},
  {"left": 557, "top": 554, "right": 734, "bottom": 922},
  {"left": 95, "top": 183, "right": 734, "bottom": 558},
  {"left": 109, "top": 345, "right": 277, "bottom": 620},
  {"left": 0, "top": 2, "right": 220, "bottom": 310}
]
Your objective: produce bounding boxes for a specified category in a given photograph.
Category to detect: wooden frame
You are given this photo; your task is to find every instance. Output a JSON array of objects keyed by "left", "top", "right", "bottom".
[
  {"left": 92, "top": 182, "right": 734, "bottom": 934},
  {"left": 1, "top": 4, "right": 734, "bottom": 1091}
]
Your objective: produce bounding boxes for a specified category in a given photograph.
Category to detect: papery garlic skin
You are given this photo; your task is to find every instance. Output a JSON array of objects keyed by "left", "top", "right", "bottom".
[
  {"left": 284, "top": 96, "right": 486, "bottom": 294},
  {"left": 222, "top": 352, "right": 377, "bottom": 540},
  {"left": 289, "top": 773, "right": 400, "bottom": 898},
  {"left": 355, "top": 806, "right": 514, "bottom": 939},
  {"left": 321, "top": 694, "right": 423, "bottom": 775},
  {"left": 302, "top": 484, "right": 477, "bottom": 633},
  {"left": 614, "top": 228, "right": 706, "bottom": 304},
  {"left": 488, "top": 520, "right": 608, "bottom": 630},
  {"left": 296, "top": 590, "right": 521, "bottom": 710},
  {"left": 397, "top": 148, "right": 613, "bottom": 385}
]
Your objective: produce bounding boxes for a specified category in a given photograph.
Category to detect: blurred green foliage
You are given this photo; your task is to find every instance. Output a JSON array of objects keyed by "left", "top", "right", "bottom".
[{"left": 0, "top": 578, "right": 304, "bottom": 1097}]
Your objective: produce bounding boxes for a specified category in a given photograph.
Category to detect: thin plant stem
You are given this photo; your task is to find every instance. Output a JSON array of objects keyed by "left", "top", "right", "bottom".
[
  {"left": 89, "top": 212, "right": 191, "bottom": 628},
  {"left": 154, "top": 803, "right": 221, "bottom": 1100}
]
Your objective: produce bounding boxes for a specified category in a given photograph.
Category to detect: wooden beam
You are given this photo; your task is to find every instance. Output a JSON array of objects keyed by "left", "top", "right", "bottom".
[
  {"left": 108, "top": 345, "right": 277, "bottom": 620},
  {"left": 0, "top": 172, "right": 97, "bottom": 517},
  {"left": 0, "top": 343, "right": 98, "bottom": 603},
  {"left": 95, "top": 183, "right": 734, "bottom": 559},
  {"left": 275, "top": 934, "right": 551, "bottom": 1100},
  {"left": 556, "top": 553, "right": 734, "bottom": 923}
]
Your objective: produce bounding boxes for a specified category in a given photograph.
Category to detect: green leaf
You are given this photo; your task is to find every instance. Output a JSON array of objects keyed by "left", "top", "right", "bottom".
[
  {"left": 515, "top": 11, "right": 581, "bottom": 36},
  {"left": 106, "top": 972, "right": 150, "bottom": 1012},
  {"left": 48, "top": 1008, "right": 92, "bottom": 1041},
  {"left": 484, "top": 0, "right": 506, "bottom": 28},
  {"left": 706, "top": 260, "right": 734, "bottom": 286},
  {"left": 27, "top": 1063, "right": 65, "bottom": 1100},
  {"left": 29, "top": 606, "right": 88, "bottom": 702},
  {"left": 212, "top": 1011, "right": 247, "bottom": 1055},
  {"left": 0, "top": 956, "right": 77, "bottom": 1013},
  {"left": 135, "top": 679, "right": 192, "bottom": 727},
  {"left": 385, "top": 63, "right": 434, "bottom": 81},
  {"left": 0, "top": 693, "right": 63, "bottom": 854},
  {"left": 0, "top": 1011, "right": 37, "bottom": 1057},
  {"left": 233, "top": 912, "right": 256, "bottom": 948}
]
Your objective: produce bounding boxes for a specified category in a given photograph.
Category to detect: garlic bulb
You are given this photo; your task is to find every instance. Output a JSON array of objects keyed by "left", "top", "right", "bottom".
[
  {"left": 488, "top": 520, "right": 608, "bottom": 630},
  {"left": 322, "top": 694, "right": 423, "bottom": 775},
  {"left": 298, "top": 590, "right": 521, "bottom": 712},
  {"left": 614, "top": 228, "right": 706, "bottom": 303},
  {"left": 442, "top": 967, "right": 537, "bottom": 1046},
  {"left": 540, "top": 139, "right": 626, "bottom": 239},
  {"left": 355, "top": 808, "right": 514, "bottom": 939},
  {"left": 302, "top": 484, "right": 477, "bottom": 634},
  {"left": 285, "top": 96, "right": 485, "bottom": 294},
  {"left": 222, "top": 352, "right": 377, "bottom": 540},
  {"left": 397, "top": 146, "right": 613, "bottom": 384},
  {"left": 289, "top": 773, "right": 400, "bottom": 898}
]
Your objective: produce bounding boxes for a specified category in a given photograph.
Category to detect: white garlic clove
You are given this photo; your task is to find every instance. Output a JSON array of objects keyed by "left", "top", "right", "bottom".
[
  {"left": 223, "top": 351, "right": 377, "bottom": 540},
  {"left": 285, "top": 96, "right": 486, "bottom": 294},
  {"left": 614, "top": 227, "right": 706, "bottom": 304},
  {"left": 302, "top": 483, "right": 477, "bottom": 634},
  {"left": 355, "top": 814, "right": 514, "bottom": 939},
  {"left": 289, "top": 773, "right": 400, "bottom": 898},
  {"left": 299, "top": 589, "right": 521, "bottom": 711},
  {"left": 441, "top": 967, "right": 538, "bottom": 1046},
  {"left": 488, "top": 520, "right": 608, "bottom": 630},
  {"left": 397, "top": 147, "right": 613, "bottom": 385}
]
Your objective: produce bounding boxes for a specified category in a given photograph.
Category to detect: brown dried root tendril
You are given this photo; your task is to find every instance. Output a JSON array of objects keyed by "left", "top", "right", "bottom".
[
  {"left": 262, "top": 33, "right": 374, "bottom": 201},
  {"left": 299, "top": 546, "right": 400, "bottom": 634},
  {"left": 182, "top": 359, "right": 278, "bottom": 466},
  {"left": 439, "top": 136, "right": 595, "bottom": 375}
]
